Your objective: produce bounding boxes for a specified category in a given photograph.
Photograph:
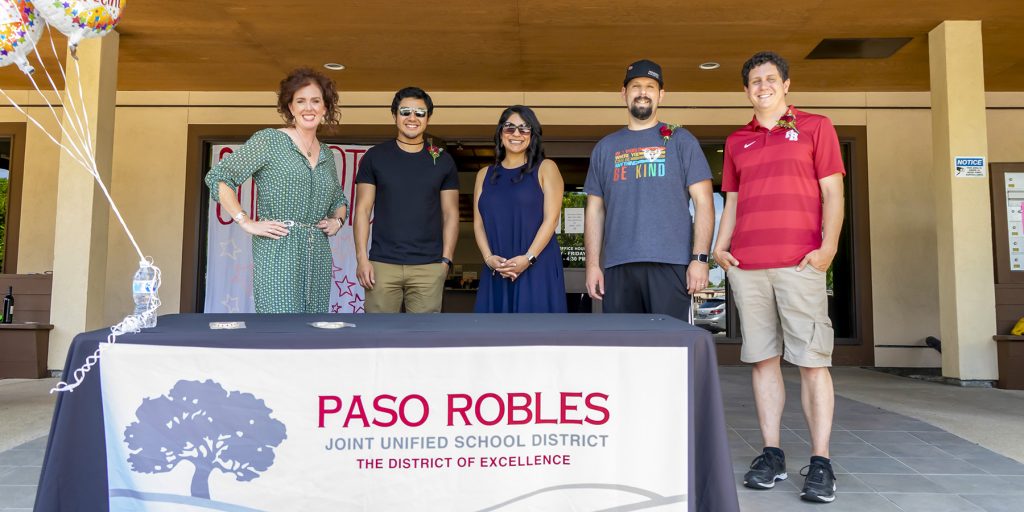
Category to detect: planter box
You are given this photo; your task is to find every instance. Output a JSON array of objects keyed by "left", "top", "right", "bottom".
[
  {"left": 0, "top": 274, "right": 53, "bottom": 379},
  {"left": 994, "top": 335, "right": 1024, "bottom": 390},
  {"left": 0, "top": 274, "right": 52, "bottom": 324},
  {"left": 0, "top": 323, "right": 52, "bottom": 378}
]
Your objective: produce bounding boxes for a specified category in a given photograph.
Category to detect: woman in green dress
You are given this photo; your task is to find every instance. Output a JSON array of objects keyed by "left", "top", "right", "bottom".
[{"left": 205, "top": 68, "right": 348, "bottom": 313}]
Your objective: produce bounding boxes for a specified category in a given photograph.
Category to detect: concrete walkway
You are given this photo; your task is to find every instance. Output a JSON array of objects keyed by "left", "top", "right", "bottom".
[
  {"left": 825, "top": 367, "right": 1024, "bottom": 463},
  {"left": 724, "top": 367, "right": 1024, "bottom": 512},
  {"left": 0, "top": 378, "right": 57, "bottom": 453},
  {"left": 0, "top": 378, "right": 56, "bottom": 511}
]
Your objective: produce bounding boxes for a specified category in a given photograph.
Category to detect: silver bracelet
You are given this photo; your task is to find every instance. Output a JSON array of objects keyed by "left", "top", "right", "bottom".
[{"left": 233, "top": 211, "right": 247, "bottom": 224}]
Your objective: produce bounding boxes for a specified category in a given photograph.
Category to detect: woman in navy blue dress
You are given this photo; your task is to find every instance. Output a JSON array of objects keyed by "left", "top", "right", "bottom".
[{"left": 473, "top": 106, "right": 567, "bottom": 313}]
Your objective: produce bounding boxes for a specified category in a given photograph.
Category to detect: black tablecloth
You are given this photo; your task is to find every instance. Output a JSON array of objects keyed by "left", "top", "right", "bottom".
[{"left": 35, "top": 313, "right": 739, "bottom": 512}]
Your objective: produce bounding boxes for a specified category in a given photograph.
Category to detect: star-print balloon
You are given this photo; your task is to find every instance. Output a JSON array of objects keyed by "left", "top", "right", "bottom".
[
  {"left": 0, "top": 0, "right": 44, "bottom": 74},
  {"left": 36, "top": 0, "right": 124, "bottom": 51}
]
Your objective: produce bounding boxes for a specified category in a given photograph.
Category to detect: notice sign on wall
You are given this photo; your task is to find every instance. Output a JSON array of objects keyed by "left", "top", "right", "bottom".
[
  {"left": 100, "top": 344, "right": 689, "bottom": 510},
  {"left": 558, "top": 192, "right": 588, "bottom": 268},
  {"left": 954, "top": 156, "right": 987, "bottom": 178}
]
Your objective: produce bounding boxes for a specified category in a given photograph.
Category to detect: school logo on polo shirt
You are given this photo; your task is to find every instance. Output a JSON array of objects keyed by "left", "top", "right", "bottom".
[{"left": 785, "top": 129, "right": 799, "bottom": 142}]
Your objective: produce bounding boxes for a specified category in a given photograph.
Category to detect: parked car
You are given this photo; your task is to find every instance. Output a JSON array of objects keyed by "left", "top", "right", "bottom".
[{"left": 694, "top": 298, "right": 726, "bottom": 333}]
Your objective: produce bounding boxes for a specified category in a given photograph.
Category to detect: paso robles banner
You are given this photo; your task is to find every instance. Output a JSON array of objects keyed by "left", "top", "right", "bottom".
[
  {"left": 100, "top": 343, "right": 689, "bottom": 510},
  {"left": 204, "top": 143, "right": 371, "bottom": 314}
]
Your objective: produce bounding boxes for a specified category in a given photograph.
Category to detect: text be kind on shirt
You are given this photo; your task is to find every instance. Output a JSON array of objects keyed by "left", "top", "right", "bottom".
[{"left": 612, "top": 146, "right": 668, "bottom": 181}]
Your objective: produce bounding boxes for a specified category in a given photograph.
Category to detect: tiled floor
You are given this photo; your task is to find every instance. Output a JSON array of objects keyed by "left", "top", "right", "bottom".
[
  {"left": 720, "top": 367, "right": 1024, "bottom": 512},
  {"left": 0, "top": 436, "right": 44, "bottom": 511},
  {"left": 4, "top": 369, "right": 1023, "bottom": 511}
]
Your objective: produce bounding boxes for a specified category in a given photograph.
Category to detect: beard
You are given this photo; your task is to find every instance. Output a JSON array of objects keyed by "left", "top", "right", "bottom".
[{"left": 629, "top": 99, "right": 654, "bottom": 120}]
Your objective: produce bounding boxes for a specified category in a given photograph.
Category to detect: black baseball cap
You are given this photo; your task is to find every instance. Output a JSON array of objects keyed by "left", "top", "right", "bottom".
[{"left": 623, "top": 59, "right": 664, "bottom": 88}]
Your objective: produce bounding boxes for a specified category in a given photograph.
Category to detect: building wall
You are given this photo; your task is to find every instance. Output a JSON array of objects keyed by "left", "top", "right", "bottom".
[
  {"left": 103, "top": 103, "right": 190, "bottom": 327},
  {"left": 3, "top": 90, "right": 1022, "bottom": 369},
  {"left": 1, "top": 92, "right": 63, "bottom": 274},
  {"left": 864, "top": 96, "right": 942, "bottom": 367},
  {"left": 988, "top": 94, "right": 1024, "bottom": 162}
]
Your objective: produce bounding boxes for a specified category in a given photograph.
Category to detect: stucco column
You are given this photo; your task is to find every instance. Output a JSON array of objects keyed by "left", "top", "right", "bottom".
[
  {"left": 48, "top": 34, "right": 119, "bottom": 370},
  {"left": 929, "top": 21, "right": 998, "bottom": 381}
]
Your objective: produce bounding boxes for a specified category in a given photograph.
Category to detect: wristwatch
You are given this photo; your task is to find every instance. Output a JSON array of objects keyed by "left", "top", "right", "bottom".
[
  {"left": 439, "top": 257, "right": 453, "bottom": 267},
  {"left": 691, "top": 253, "right": 709, "bottom": 263},
  {"left": 526, "top": 253, "right": 538, "bottom": 266}
]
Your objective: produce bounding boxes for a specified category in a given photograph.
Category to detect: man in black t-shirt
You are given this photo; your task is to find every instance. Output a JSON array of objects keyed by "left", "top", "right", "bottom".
[{"left": 354, "top": 87, "right": 460, "bottom": 313}]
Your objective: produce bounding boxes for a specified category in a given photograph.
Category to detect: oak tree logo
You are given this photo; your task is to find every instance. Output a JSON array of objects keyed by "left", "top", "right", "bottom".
[{"left": 122, "top": 379, "right": 287, "bottom": 500}]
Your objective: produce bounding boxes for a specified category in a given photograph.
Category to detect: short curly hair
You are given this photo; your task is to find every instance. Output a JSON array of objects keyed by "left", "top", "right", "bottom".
[
  {"left": 277, "top": 67, "right": 341, "bottom": 129},
  {"left": 741, "top": 51, "right": 789, "bottom": 87}
]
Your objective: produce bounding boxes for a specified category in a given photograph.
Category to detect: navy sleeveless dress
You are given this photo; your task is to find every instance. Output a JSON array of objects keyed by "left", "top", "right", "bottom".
[{"left": 474, "top": 164, "right": 567, "bottom": 313}]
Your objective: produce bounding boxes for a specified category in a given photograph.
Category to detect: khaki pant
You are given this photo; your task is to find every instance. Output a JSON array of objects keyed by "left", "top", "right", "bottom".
[
  {"left": 728, "top": 265, "right": 834, "bottom": 368},
  {"left": 364, "top": 261, "right": 447, "bottom": 313}
]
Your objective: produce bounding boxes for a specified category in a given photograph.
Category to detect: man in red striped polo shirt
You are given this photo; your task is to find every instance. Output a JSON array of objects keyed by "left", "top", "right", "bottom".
[{"left": 713, "top": 51, "right": 845, "bottom": 504}]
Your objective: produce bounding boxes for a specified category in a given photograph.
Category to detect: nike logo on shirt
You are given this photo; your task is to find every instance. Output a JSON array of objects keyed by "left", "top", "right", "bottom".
[{"left": 744, "top": 141, "right": 757, "bottom": 149}]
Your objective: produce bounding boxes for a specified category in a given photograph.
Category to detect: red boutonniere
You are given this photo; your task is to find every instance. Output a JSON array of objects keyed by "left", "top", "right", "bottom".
[
  {"left": 659, "top": 123, "right": 680, "bottom": 143},
  {"left": 777, "top": 107, "right": 798, "bottom": 134},
  {"left": 427, "top": 139, "right": 443, "bottom": 165}
]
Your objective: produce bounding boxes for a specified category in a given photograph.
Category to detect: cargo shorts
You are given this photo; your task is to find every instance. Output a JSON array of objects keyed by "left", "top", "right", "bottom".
[{"left": 728, "top": 265, "right": 834, "bottom": 368}]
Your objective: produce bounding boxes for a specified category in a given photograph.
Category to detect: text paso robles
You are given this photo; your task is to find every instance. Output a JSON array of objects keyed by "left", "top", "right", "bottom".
[{"left": 319, "top": 391, "right": 610, "bottom": 427}]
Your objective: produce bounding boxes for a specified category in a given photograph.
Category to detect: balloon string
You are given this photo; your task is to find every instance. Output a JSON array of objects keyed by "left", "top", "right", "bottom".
[
  {"left": 72, "top": 54, "right": 96, "bottom": 158},
  {"left": 0, "top": 88, "right": 93, "bottom": 172},
  {"left": 31, "top": 31, "right": 88, "bottom": 156},
  {"left": 0, "top": 85, "right": 156, "bottom": 393},
  {"left": 24, "top": 74, "right": 94, "bottom": 170},
  {"left": 50, "top": 263, "right": 162, "bottom": 394},
  {"left": 1, "top": 82, "right": 146, "bottom": 264},
  {"left": 85, "top": 151, "right": 147, "bottom": 262},
  {"left": 30, "top": 28, "right": 145, "bottom": 262},
  {"left": 29, "top": 62, "right": 89, "bottom": 153},
  {"left": 7, "top": 2, "right": 154, "bottom": 394},
  {"left": 33, "top": 28, "right": 93, "bottom": 162},
  {"left": 43, "top": 24, "right": 97, "bottom": 161},
  {"left": 0, "top": 85, "right": 144, "bottom": 262}
]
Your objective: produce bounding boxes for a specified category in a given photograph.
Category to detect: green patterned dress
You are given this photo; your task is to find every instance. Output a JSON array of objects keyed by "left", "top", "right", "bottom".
[{"left": 205, "top": 128, "right": 348, "bottom": 313}]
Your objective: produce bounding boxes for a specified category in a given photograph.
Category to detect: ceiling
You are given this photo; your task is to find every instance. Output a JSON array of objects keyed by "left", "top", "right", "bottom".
[{"left": 1, "top": 0, "right": 1022, "bottom": 92}]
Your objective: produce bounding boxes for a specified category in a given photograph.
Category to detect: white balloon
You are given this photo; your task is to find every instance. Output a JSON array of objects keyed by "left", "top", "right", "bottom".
[
  {"left": 35, "top": 0, "right": 124, "bottom": 49},
  {"left": 0, "top": 0, "right": 44, "bottom": 74}
]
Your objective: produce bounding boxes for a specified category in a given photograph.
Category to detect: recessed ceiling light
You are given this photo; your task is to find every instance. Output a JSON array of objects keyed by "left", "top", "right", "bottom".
[
  {"left": 699, "top": 62, "right": 720, "bottom": 70},
  {"left": 323, "top": 63, "right": 346, "bottom": 71}
]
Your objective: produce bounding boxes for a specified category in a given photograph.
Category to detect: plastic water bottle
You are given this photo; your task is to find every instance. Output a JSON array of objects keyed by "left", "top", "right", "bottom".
[{"left": 132, "top": 260, "right": 159, "bottom": 328}]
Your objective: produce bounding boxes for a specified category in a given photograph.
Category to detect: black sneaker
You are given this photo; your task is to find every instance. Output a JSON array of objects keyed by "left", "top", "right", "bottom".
[
  {"left": 800, "top": 456, "right": 837, "bottom": 503},
  {"left": 743, "top": 448, "right": 787, "bottom": 489}
]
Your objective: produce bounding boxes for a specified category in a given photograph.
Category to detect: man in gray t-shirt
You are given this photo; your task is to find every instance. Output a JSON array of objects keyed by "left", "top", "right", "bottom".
[{"left": 583, "top": 59, "right": 715, "bottom": 320}]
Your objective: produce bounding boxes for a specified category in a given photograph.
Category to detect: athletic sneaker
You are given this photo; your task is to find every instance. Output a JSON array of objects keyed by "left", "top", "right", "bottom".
[
  {"left": 800, "top": 456, "right": 837, "bottom": 503},
  {"left": 743, "top": 447, "right": 787, "bottom": 489}
]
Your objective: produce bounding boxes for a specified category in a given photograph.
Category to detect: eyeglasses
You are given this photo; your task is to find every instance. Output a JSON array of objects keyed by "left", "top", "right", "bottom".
[
  {"left": 501, "top": 123, "right": 532, "bottom": 135},
  {"left": 398, "top": 106, "right": 428, "bottom": 118}
]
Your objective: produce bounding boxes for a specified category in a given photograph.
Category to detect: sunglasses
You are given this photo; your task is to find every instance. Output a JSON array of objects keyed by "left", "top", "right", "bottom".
[
  {"left": 398, "top": 106, "right": 428, "bottom": 118},
  {"left": 501, "top": 122, "right": 532, "bottom": 135}
]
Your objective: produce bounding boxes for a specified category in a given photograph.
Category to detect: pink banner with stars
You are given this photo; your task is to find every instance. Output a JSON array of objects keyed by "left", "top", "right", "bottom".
[{"left": 204, "top": 143, "right": 371, "bottom": 313}]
